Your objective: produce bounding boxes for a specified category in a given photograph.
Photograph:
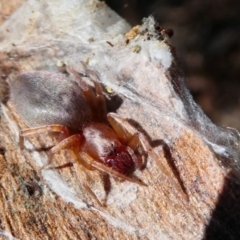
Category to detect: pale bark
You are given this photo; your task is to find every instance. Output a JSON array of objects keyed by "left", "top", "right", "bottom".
[{"left": 0, "top": 1, "right": 240, "bottom": 240}]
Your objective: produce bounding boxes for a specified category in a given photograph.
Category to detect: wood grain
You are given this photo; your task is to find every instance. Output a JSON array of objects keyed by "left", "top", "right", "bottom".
[{"left": 1, "top": 1, "right": 240, "bottom": 239}]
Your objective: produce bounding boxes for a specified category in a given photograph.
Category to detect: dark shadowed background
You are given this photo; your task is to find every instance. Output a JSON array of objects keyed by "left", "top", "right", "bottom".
[{"left": 103, "top": 0, "right": 240, "bottom": 130}]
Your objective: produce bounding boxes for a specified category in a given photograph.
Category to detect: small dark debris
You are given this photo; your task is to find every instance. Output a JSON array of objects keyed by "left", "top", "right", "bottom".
[
  {"left": 23, "top": 180, "right": 43, "bottom": 198},
  {"left": 0, "top": 147, "right": 6, "bottom": 155},
  {"left": 161, "top": 29, "right": 174, "bottom": 39},
  {"left": 106, "top": 41, "right": 114, "bottom": 47},
  {"left": 154, "top": 22, "right": 162, "bottom": 31},
  {"left": 88, "top": 37, "right": 94, "bottom": 43}
]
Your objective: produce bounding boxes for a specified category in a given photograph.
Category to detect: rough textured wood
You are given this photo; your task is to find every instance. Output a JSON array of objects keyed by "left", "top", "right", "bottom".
[
  {"left": 0, "top": 0, "right": 24, "bottom": 25},
  {"left": 1, "top": 1, "right": 240, "bottom": 240}
]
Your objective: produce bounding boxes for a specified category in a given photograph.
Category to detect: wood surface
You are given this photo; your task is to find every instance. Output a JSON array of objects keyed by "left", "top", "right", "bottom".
[{"left": 0, "top": 1, "right": 240, "bottom": 240}]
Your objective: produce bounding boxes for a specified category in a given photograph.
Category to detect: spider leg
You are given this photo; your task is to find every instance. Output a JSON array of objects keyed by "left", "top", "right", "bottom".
[
  {"left": 107, "top": 113, "right": 165, "bottom": 171},
  {"left": 82, "top": 182, "right": 104, "bottom": 207},
  {"left": 20, "top": 124, "right": 70, "bottom": 149},
  {"left": 92, "top": 79, "right": 107, "bottom": 122},
  {"left": 67, "top": 64, "right": 107, "bottom": 122},
  {"left": 73, "top": 151, "right": 146, "bottom": 207},
  {"left": 32, "top": 132, "right": 103, "bottom": 206},
  {"left": 68, "top": 150, "right": 104, "bottom": 207},
  {"left": 39, "top": 134, "right": 82, "bottom": 168},
  {"left": 107, "top": 113, "right": 134, "bottom": 141},
  {"left": 67, "top": 66, "right": 98, "bottom": 113},
  {"left": 107, "top": 113, "right": 188, "bottom": 199},
  {"left": 78, "top": 152, "right": 146, "bottom": 186}
]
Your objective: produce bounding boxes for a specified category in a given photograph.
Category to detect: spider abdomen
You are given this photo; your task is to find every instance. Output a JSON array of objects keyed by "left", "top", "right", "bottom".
[{"left": 10, "top": 71, "right": 93, "bottom": 131}]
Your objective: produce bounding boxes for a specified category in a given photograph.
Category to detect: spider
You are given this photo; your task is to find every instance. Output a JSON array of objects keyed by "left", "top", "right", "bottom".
[{"left": 10, "top": 63, "right": 182, "bottom": 205}]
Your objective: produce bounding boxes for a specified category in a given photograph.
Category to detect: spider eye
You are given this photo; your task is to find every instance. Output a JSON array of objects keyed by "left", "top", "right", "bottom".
[{"left": 108, "top": 143, "right": 117, "bottom": 156}]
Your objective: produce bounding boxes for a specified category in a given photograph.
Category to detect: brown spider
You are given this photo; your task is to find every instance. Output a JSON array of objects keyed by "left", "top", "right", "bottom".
[{"left": 10, "top": 63, "right": 181, "bottom": 205}]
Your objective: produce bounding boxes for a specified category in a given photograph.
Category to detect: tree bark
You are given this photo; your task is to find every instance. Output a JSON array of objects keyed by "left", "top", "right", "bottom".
[{"left": 0, "top": 1, "right": 240, "bottom": 240}]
